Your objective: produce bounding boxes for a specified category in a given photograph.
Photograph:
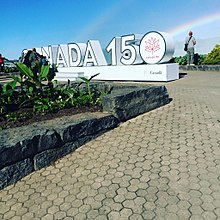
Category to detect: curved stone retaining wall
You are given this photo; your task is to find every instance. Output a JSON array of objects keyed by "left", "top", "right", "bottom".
[{"left": 0, "top": 84, "right": 170, "bottom": 190}]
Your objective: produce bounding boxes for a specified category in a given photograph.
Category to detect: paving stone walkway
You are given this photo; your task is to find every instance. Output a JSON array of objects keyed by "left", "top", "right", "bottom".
[{"left": 0, "top": 71, "right": 220, "bottom": 220}]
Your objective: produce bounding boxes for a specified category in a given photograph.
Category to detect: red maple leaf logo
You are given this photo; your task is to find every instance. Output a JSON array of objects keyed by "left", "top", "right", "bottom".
[{"left": 145, "top": 37, "right": 160, "bottom": 55}]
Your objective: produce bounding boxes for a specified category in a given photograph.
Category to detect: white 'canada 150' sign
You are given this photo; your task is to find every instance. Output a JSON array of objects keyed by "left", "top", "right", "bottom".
[{"left": 25, "top": 31, "right": 175, "bottom": 67}]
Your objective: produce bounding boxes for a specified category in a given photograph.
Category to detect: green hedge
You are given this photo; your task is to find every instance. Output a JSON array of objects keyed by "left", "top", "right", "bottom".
[
  {"left": 174, "top": 44, "right": 220, "bottom": 65},
  {"left": 203, "top": 44, "right": 220, "bottom": 65}
]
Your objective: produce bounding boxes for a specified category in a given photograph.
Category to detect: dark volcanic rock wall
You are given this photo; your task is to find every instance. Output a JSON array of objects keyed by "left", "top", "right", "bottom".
[{"left": 0, "top": 83, "right": 170, "bottom": 190}]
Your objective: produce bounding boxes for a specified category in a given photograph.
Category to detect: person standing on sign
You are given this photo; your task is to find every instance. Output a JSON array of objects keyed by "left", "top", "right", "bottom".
[{"left": 185, "top": 31, "right": 196, "bottom": 65}]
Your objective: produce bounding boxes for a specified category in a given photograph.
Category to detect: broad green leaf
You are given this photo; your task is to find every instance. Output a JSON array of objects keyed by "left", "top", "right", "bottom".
[
  {"left": 10, "top": 75, "right": 22, "bottom": 84},
  {"left": 16, "top": 62, "right": 34, "bottom": 78},
  {"left": 79, "top": 77, "right": 89, "bottom": 84},
  {"left": 2, "top": 80, "right": 17, "bottom": 92},
  {"left": 40, "top": 65, "right": 50, "bottom": 79}
]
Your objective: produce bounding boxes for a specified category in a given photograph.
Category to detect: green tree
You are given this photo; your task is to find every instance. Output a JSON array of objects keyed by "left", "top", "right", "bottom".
[
  {"left": 174, "top": 55, "right": 187, "bottom": 65},
  {"left": 203, "top": 44, "right": 220, "bottom": 64},
  {"left": 198, "top": 54, "right": 206, "bottom": 65}
]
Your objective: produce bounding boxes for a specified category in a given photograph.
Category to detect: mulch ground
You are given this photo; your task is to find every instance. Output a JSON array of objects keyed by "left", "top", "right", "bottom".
[{"left": 0, "top": 106, "right": 102, "bottom": 130}]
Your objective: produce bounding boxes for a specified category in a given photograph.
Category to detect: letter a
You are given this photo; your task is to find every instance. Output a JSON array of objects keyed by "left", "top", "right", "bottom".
[{"left": 83, "top": 40, "right": 107, "bottom": 66}]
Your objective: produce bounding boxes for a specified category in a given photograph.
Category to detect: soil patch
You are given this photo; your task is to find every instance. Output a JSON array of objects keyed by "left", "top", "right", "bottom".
[{"left": 0, "top": 106, "right": 102, "bottom": 130}]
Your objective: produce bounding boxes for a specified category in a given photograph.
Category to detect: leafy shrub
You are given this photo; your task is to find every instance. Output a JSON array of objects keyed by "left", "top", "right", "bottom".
[
  {"left": 197, "top": 54, "right": 207, "bottom": 65},
  {"left": 174, "top": 55, "right": 187, "bottom": 65},
  {"left": 203, "top": 44, "right": 220, "bottom": 65},
  {"left": 0, "top": 62, "right": 111, "bottom": 128},
  {"left": 174, "top": 53, "right": 207, "bottom": 65}
]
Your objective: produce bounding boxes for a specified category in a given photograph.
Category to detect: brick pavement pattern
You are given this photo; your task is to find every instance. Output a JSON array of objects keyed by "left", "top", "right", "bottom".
[{"left": 0, "top": 71, "right": 220, "bottom": 220}]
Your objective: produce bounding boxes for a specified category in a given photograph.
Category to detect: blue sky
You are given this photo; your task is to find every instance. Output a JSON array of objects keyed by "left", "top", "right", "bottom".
[{"left": 1, "top": 0, "right": 220, "bottom": 59}]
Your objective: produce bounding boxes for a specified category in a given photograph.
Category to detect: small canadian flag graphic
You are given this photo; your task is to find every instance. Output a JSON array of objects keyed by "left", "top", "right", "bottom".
[{"left": 145, "top": 37, "right": 160, "bottom": 55}]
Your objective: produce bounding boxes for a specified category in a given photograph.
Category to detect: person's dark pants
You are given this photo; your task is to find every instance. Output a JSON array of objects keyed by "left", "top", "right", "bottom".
[
  {"left": 32, "top": 67, "right": 38, "bottom": 79},
  {"left": 0, "top": 63, "right": 4, "bottom": 72}
]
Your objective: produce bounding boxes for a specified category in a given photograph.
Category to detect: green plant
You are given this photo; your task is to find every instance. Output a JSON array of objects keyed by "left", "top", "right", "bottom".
[
  {"left": 174, "top": 53, "right": 207, "bottom": 65},
  {"left": 61, "top": 87, "right": 78, "bottom": 107},
  {"left": 6, "top": 112, "right": 18, "bottom": 122},
  {"left": 0, "top": 62, "right": 56, "bottom": 114},
  {"left": 174, "top": 55, "right": 187, "bottom": 65},
  {"left": 33, "top": 99, "right": 51, "bottom": 114},
  {"left": 16, "top": 62, "right": 50, "bottom": 91},
  {"left": 79, "top": 73, "right": 100, "bottom": 105},
  {"left": 197, "top": 54, "right": 207, "bottom": 65},
  {"left": 203, "top": 44, "right": 220, "bottom": 64},
  {"left": 5, "top": 111, "right": 32, "bottom": 124},
  {"left": 95, "top": 90, "right": 109, "bottom": 106},
  {"left": 0, "top": 69, "right": 112, "bottom": 127},
  {"left": 0, "top": 79, "right": 22, "bottom": 113}
]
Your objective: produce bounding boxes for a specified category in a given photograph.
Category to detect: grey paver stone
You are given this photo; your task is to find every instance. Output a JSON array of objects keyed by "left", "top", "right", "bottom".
[
  {"left": 86, "top": 210, "right": 99, "bottom": 219},
  {"left": 108, "top": 211, "right": 121, "bottom": 220},
  {"left": 142, "top": 210, "right": 156, "bottom": 219},
  {"left": 114, "top": 194, "right": 126, "bottom": 203},
  {"left": 190, "top": 215, "right": 205, "bottom": 220},
  {"left": 99, "top": 206, "right": 111, "bottom": 215},
  {"left": 109, "top": 203, "right": 123, "bottom": 212},
  {"left": 41, "top": 214, "right": 54, "bottom": 220},
  {"left": 73, "top": 212, "right": 87, "bottom": 220},
  {"left": 129, "top": 213, "right": 144, "bottom": 220},
  {"left": 202, "top": 211, "right": 217, "bottom": 220},
  {"left": 164, "top": 212, "right": 179, "bottom": 220},
  {"left": 120, "top": 208, "right": 133, "bottom": 219},
  {"left": 47, "top": 205, "right": 59, "bottom": 214},
  {"left": 21, "top": 212, "right": 34, "bottom": 220},
  {"left": 33, "top": 208, "right": 47, "bottom": 218},
  {"left": 95, "top": 215, "right": 108, "bottom": 220},
  {"left": 189, "top": 205, "right": 204, "bottom": 215},
  {"left": 4, "top": 210, "right": 16, "bottom": 219},
  {"left": 59, "top": 202, "right": 72, "bottom": 212},
  {"left": 177, "top": 209, "right": 191, "bottom": 219},
  {"left": 201, "top": 202, "right": 215, "bottom": 211}
]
